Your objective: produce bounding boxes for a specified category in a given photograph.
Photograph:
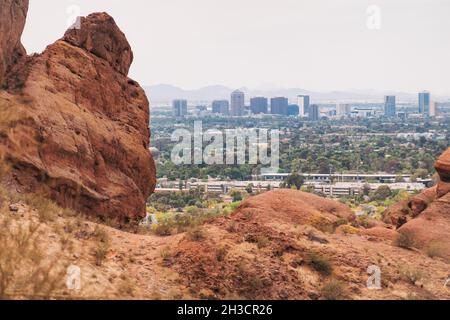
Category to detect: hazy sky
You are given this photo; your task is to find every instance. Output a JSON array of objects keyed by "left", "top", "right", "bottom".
[{"left": 22, "top": 0, "right": 450, "bottom": 94}]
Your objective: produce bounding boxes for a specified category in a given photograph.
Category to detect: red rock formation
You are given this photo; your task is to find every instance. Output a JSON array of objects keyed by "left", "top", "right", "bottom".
[
  {"left": 0, "top": 0, "right": 29, "bottom": 86},
  {"left": 0, "top": 6, "right": 156, "bottom": 221},
  {"left": 63, "top": 13, "right": 132, "bottom": 76},
  {"left": 384, "top": 147, "right": 450, "bottom": 258},
  {"left": 435, "top": 148, "right": 450, "bottom": 198}
]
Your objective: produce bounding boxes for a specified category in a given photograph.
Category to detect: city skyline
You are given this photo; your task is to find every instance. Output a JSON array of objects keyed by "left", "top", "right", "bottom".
[
  {"left": 168, "top": 86, "right": 447, "bottom": 120},
  {"left": 146, "top": 83, "right": 450, "bottom": 105},
  {"left": 22, "top": 0, "right": 450, "bottom": 95}
]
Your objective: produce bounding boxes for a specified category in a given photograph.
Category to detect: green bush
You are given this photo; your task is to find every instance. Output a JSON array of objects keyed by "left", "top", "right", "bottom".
[{"left": 153, "top": 222, "right": 173, "bottom": 236}]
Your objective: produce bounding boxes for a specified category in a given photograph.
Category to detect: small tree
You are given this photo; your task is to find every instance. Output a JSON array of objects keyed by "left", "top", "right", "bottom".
[
  {"left": 411, "top": 169, "right": 429, "bottom": 182},
  {"left": 285, "top": 173, "right": 305, "bottom": 190},
  {"left": 230, "top": 190, "right": 243, "bottom": 202},
  {"left": 362, "top": 184, "right": 371, "bottom": 196},
  {"left": 245, "top": 184, "right": 254, "bottom": 195},
  {"left": 371, "top": 185, "right": 392, "bottom": 201}
]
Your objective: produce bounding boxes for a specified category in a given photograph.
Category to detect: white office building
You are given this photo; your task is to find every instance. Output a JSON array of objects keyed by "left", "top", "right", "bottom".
[{"left": 297, "top": 95, "right": 310, "bottom": 117}]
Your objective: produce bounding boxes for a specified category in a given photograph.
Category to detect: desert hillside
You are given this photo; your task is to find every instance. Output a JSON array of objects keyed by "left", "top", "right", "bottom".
[
  {"left": 1, "top": 0, "right": 450, "bottom": 300},
  {"left": 1, "top": 184, "right": 450, "bottom": 299}
]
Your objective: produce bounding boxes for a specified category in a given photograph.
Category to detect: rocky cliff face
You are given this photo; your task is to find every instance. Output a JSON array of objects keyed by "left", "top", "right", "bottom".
[
  {"left": 0, "top": 0, "right": 29, "bottom": 86},
  {"left": 0, "top": 4, "right": 156, "bottom": 221}
]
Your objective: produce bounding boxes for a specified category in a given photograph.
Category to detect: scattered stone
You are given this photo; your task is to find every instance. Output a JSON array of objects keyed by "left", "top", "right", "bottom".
[{"left": 9, "top": 204, "right": 20, "bottom": 212}]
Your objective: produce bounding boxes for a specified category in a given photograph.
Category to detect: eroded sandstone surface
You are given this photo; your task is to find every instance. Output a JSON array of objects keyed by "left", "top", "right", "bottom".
[{"left": 0, "top": 2, "right": 156, "bottom": 221}]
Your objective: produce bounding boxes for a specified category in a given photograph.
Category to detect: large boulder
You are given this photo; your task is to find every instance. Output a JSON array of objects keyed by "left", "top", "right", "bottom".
[
  {"left": 63, "top": 13, "right": 133, "bottom": 76},
  {"left": 0, "top": 9, "right": 156, "bottom": 222},
  {"left": 398, "top": 192, "right": 450, "bottom": 258},
  {"left": 384, "top": 148, "right": 450, "bottom": 259},
  {"left": 435, "top": 148, "right": 450, "bottom": 198}
]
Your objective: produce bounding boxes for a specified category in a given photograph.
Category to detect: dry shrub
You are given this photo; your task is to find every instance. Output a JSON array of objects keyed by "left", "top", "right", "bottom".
[
  {"left": 394, "top": 231, "right": 417, "bottom": 249},
  {"left": 152, "top": 223, "right": 172, "bottom": 236},
  {"left": 92, "top": 225, "right": 111, "bottom": 266},
  {"left": 337, "top": 224, "right": 360, "bottom": 235},
  {"left": 235, "top": 261, "right": 272, "bottom": 296},
  {"left": 226, "top": 221, "right": 238, "bottom": 233},
  {"left": 160, "top": 246, "right": 173, "bottom": 267},
  {"left": 216, "top": 246, "right": 227, "bottom": 262},
  {"left": 0, "top": 210, "right": 66, "bottom": 299},
  {"left": 306, "top": 251, "right": 333, "bottom": 276},
  {"left": 94, "top": 243, "right": 109, "bottom": 266},
  {"left": 401, "top": 267, "right": 424, "bottom": 285},
  {"left": 425, "top": 241, "right": 446, "bottom": 259},
  {"left": 256, "top": 236, "right": 270, "bottom": 249},
  {"left": 160, "top": 247, "right": 172, "bottom": 261},
  {"left": 117, "top": 276, "right": 136, "bottom": 298},
  {"left": 187, "top": 227, "right": 206, "bottom": 241},
  {"left": 309, "top": 213, "right": 334, "bottom": 233},
  {"left": 93, "top": 225, "right": 110, "bottom": 244},
  {"left": 11, "top": 193, "right": 59, "bottom": 223},
  {"left": 321, "top": 279, "right": 346, "bottom": 300}
]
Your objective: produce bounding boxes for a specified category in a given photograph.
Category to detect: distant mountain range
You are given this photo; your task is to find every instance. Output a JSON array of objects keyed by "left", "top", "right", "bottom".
[{"left": 144, "top": 84, "right": 450, "bottom": 104}]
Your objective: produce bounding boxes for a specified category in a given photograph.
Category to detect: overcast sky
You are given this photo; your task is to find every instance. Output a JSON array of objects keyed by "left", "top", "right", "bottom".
[{"left": 22, "top": 0, "right": 450, "bottom": 94}]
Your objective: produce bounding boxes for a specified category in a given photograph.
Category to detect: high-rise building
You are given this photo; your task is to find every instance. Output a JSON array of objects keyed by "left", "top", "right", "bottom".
[
  {"left": 336, "top": 103, "right": 351, "bottom": 117},
  {"left": 309, "top": 104, "right": 320, "bottom": 121},
  {"left": 270, "top": 97, "right": 289, "bottom": 115},
  {"left": 429, "top": 102, "right": 437, "bottom": 117},
  {"left": 212, "top": 100, "right": 229, "bottom": 115},
  {"left": 297, "top": 95, "right": 310, "bottom": 117},
  {"left": 419, "top": 91, "right": 431, "bottom": 115},
  {"left": 173, "top": 99, "right": 188, "bottom": 117},
  {"left": 287, "top": 104, "right": 299, "bottom": 116},
  {"left": 230, "top": 90, "right": 245, "bottom": 116},
  {"left": 250, "top": 97, "right": 268, "bottom": 114},
  {"left": 384, "top": 95, "right": 396, "bottom": 117}
]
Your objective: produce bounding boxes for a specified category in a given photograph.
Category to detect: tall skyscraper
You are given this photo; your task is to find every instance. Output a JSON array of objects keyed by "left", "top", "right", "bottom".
[
  {"left": 212, "top": 100, "right": 229, "bottom": 115},
  {"left": 173, "top": 99, "right": 188, "bottom": 117},
  {"left": 297, "top": 95, "right": 310, "bottom": 117},
  {"left": 384, "top": 95, "right": 396, "bottom": 117},
  {"left": 250, "top": 97, "right": 268, "bottom": 114},
  {"left": 429, "top": 102, "right": 437, "bottom": 117},
  {"left": 419, "top": 91, "right": 431, "bottom": 115},
  {"left": 309, "top": 104, "right": 320, "bottom": 121},
  {"left": 336, "top": 103, "right": 351, "bottom": 117},
  {"left": 230, "top": 90, "right": 245, "bottom": 116},
  {"left": 270, "top": 97, "right": 289, "bottom": 115}
]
